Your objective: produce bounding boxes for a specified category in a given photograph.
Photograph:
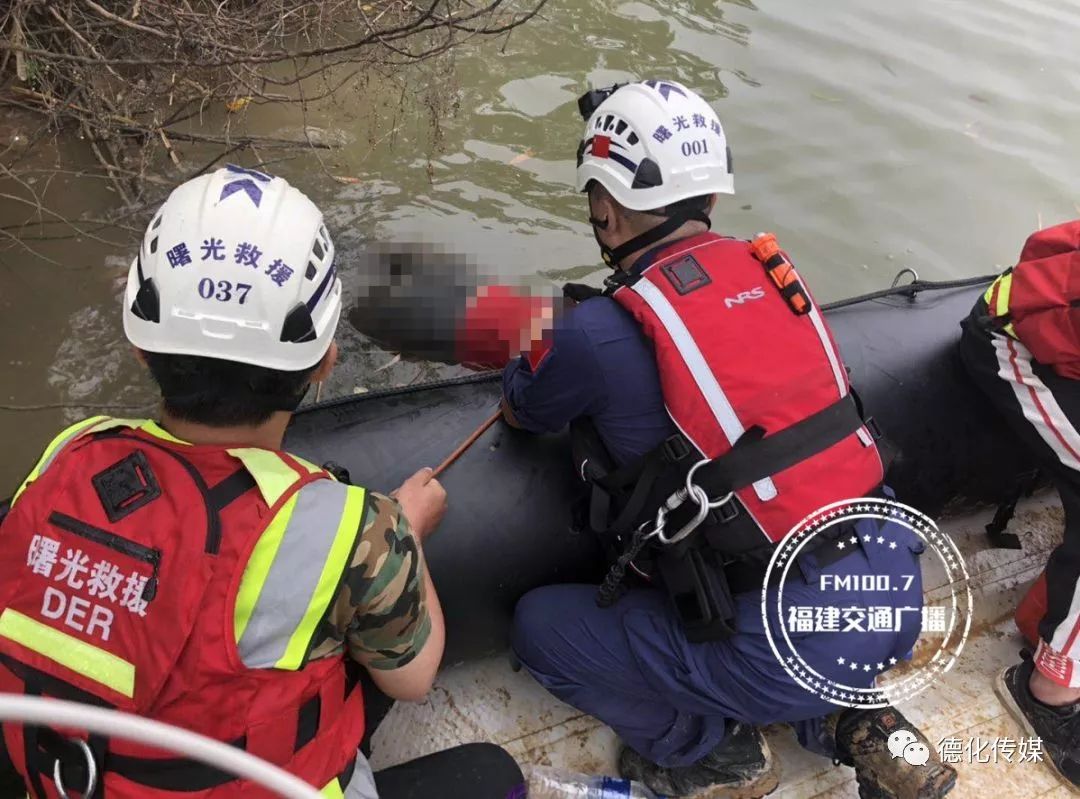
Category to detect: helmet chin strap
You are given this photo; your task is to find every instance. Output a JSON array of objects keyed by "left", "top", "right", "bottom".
[{"left": 590, "top": 208, "right": 712, "bottom": 270}]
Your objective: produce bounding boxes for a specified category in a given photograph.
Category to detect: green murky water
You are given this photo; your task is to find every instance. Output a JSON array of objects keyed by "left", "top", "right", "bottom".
[{"left": 2, "top": 0, "right": 1080, "bottom": 490}]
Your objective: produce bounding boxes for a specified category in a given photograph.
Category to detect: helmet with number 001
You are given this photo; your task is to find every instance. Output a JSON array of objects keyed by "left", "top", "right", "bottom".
[
  {"left": 575, "top": 80, "right": 734, "bottom": 211},
  {"left": 123, "top": 165, "right": 341, "bottom": 371}
]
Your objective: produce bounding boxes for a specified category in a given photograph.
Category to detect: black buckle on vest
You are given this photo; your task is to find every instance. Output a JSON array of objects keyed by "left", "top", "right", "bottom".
[
  {"left": 714, "top": 499, "right": 740, "bottom": 524},
  {"left": 864, "top": 416, "right": 883, "bottom": 441},
  {"left": 662, "top": 435, "right": 692, "bottom": 463}
]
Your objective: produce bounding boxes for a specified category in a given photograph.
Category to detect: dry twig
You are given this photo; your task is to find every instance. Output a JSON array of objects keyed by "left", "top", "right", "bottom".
[{"left": 0, "top": 0, "right": 546, "bottom": 250}]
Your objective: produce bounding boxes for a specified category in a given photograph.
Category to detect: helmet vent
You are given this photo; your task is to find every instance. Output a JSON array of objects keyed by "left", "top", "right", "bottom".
[
  {"left": 305, "top": 261, "right": 318, "bottom": 281},
  {"left": 627, "top": 132, "right": 639, "bottom": 146},
  {"left": 130, "top": 277, "right": 160, "bottom": 324},
  {"left": 149, "top": 236, "right": 159, "bottom": 255},
  {"left": 615, "top": 120, "right": 628, "bottom": 136},
  {"left": 150, "top": 215, "right": 162, "bottom": 231},
  {"left": 280, "top": 304, "right": 317, "bottom": 343},
  {"left": 631, "top": 158, "right": 663, "bottom": 190},
  {"left": 603, "top": 115, "right": 616, "bottom": 132},
  {"left": 312, "top": 239, "right": 324, "bottom": 260}
]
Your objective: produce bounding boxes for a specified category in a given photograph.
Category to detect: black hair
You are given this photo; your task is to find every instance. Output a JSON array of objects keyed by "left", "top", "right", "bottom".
[{"left": 143, "top": 351, "right": 318, "bottom": 427}]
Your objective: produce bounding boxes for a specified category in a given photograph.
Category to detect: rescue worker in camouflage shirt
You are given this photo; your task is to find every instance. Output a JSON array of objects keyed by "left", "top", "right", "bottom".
[
  {"left": 0, "top": 169, "right": 446, "bottom": 798},
  {"left": 313, "top": 490, "right": 435, "bottom": 670}
]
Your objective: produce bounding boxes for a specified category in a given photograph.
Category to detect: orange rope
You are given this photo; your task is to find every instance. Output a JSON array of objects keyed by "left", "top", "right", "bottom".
[{"left": 432, "top": 407, "right": 502, "bottom": 478}]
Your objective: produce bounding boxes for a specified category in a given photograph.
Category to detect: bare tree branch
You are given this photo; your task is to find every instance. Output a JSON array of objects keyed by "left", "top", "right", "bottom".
[{"left": 0, "top": 0, "right": 544, "bottom": 252}]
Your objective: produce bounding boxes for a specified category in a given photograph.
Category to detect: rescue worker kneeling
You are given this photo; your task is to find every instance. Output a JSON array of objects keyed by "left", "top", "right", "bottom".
[
  {"left": 0, "top": 168, "right": 448, "bottom": 798},
  {"left": 503, "top": 81, "right": 955, "bottom": 799}
]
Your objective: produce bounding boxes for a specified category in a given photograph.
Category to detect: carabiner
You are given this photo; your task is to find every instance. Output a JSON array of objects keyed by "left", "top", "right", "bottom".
[
  {"left": 685, "top": 459, "right": 735, "bottom": 510},
  {"left": 54, "top": 738, "right": 97, "bottom": 799},
  {"left": 656, "top": 485, "right": 711, "bottom": 545},
  {"left": 638, "top": 504, "right": 668, "bottom": 542}
]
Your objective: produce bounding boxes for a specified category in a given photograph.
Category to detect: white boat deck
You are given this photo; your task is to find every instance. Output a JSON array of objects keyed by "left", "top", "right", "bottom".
[{"left": 370, "top": 493, "right": 1075, "bottom": 798}]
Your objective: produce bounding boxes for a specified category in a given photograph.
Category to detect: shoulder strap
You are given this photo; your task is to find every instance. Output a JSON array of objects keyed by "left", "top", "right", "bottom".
[
  {"left": 563, "top": 283, "right": 605, "bottom": 303},
  {"left": 12, "top": 416, "right": 115, "bottom": 506},
  {"left": 693, "top": 394, "right": 868, "bottom": 499},
  {"left": 206, "top": 468, "right": 258, "bottom": 514}
]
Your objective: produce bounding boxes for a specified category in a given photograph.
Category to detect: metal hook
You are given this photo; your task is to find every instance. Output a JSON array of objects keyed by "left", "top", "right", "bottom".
[
  {"left": 890, "top": 267, "right": 920, "bottom": 289},
  {"left": 656, "top": 485, "right": 711, "bottom": 545},
  {"left": 54, "top": 738, "right": 97, "bottom": 799},
  {"left": 685, "top": 459, "right": 734, "bottom": 510}
]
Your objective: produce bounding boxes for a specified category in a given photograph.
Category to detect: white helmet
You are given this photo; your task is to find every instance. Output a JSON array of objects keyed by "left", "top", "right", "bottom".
[
  {"left": 123, "top": 166, "right": 340, "bottom": 372},
  {"left": 575, "top": 80, "right": 734, "bottom": 211}
]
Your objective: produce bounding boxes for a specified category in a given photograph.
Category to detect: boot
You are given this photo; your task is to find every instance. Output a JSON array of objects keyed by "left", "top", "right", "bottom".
[
  {"left": 827, "top": 706, "right": 956, "bottom": 799},
  {"left": 617, "top": 722, "right": 780, "bottom": 798},
  {"left": 995, "top": 651, "right": 1080, "bottom": 790}
]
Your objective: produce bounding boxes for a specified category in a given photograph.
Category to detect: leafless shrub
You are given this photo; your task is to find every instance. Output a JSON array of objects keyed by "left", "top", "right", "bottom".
[{"left": 0, "top": 0, "right": 545, "bottom": 250}]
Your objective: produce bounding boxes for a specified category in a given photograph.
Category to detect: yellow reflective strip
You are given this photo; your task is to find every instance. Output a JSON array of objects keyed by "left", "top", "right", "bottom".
[
  {"left": 983, "top": 281, "right": 996, "bottom": 304},
  {"left": 139, "top": 420, "right": 191, "bottom": 445},
  {"left": 995, "top": 273, "right": 1013, "bottom": 318},
  {"left": 12, "top": 416, "right": 110, "bottom": 504},
  {"left": 291, "top": 455, "right": 326, "bottom": 476},
  {"left": 275, "top": 486, "right": 366, "bottom": 670},
  {"left": 227, "top": 449, "right": 300, "bottom": 506},
  {"left": 234, "top": 494, "right": 299, "bottom": 643},
  {"left": 0, "top": 609, "right": 134, "bottom": 698},
  {"left": 89, "top": 417, "right": 141, "bottom": 434},
  {"left": 320, "top": 778, "right": 345, "bottom": 799},
  {"left": 1004, "top": 321, "right": 1018, "bottom": 338}
]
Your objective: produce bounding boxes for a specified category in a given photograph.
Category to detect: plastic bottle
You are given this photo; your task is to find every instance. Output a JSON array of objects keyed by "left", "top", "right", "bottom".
[{"left": 524, "top": 765, "right": 666, "bottom": 798}]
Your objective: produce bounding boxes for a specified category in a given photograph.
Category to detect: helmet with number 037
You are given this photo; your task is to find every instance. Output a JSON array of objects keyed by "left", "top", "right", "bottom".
[
  {"left": 122, "top": 165, "right": 340, "bottom": 371},
  {"left": 575, "top": 80, "right": 734, "bottom": 211}
]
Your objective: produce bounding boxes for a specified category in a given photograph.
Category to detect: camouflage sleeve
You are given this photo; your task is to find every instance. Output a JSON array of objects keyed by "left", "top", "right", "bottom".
[{"left": 316, "top": 491, "right": 431, "bottom": 670}]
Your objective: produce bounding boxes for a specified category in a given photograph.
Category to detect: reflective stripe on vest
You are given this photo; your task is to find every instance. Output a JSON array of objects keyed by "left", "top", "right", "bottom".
[
  {"left": 228, "top": 448, "right": 310, "bottom": 507},
  {"left": 235, "top": 481, "right": 367, "bottom": 670},
  {"left": 628, "top": 276, "right": 778, "bottom": 502},
  {"left": 9, "top": 416, "right": 154, "bottom": 504},
  {"left": 0, "top": 607, "right": 136, "bottom": 697},
  {"left": 321, "top": 778, "right": 346, "bottom": 799},
  {"left": 984, "top": 272, "right": 1019, "bottom": 338}
]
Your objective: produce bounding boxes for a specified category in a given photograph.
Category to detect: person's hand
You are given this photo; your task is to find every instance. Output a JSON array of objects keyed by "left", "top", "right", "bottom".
[{"left": 392, "top": 467, "right": 447, "bottom": 541}]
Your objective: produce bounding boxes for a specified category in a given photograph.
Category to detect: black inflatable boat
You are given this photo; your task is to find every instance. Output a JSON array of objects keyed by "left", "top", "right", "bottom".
[{"left": 286, "top": 278, "right": 1037, "bottom": 665}]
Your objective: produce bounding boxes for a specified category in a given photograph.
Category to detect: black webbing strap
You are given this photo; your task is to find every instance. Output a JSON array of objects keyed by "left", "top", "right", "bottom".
[
  {"left": 563, "top": 283, "right": 605, "bottom": 303},
  {"left": 206, "top": 467, "right": 257, "bottom": 513},
  {"left": 106, "top": 686, "right": 328, "bottom": 792},
  {"left": 294, "top": 693, "right": 321, "bottom": 752},
  {"left": 695, "top": 394, "right": 866, "bottom": 499},
  {"left": 105, "top": 735, "right": 248, "bottom": 792},
  {"left": 0, "top": 654, "right": 324, "bottom": 792},
  {"left": 604, "top": 449, "right": 672, "bottom": 536},
  {"left": 22, "top": 683, "right": 47, "bottom": 799}
]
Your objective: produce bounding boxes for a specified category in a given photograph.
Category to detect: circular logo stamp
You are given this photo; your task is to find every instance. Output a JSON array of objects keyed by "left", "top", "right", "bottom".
[{"left": 761, "top": 497, "right": 972, "bottom": 709}]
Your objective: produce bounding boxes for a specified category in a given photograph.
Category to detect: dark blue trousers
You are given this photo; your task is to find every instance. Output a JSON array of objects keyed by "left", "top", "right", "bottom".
[{"left": 511, "top": 520, "right": 924, "bottom": 768}]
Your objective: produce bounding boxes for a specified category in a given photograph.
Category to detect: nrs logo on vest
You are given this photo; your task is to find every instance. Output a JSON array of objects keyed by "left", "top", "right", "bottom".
[{"left": 724, "top": 287, "right": 766, "bottom": 308}]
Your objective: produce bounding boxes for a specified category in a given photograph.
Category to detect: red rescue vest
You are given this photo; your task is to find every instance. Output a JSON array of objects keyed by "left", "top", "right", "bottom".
[
  {"left": 611, "top": 231, "right": 884, "bottom": 543},
  {"left": 0, "top": 421, "right": 364, "bottom": 797},
  {"left": 984, "top": 219, "right": 1080, "bottom": 379}
]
